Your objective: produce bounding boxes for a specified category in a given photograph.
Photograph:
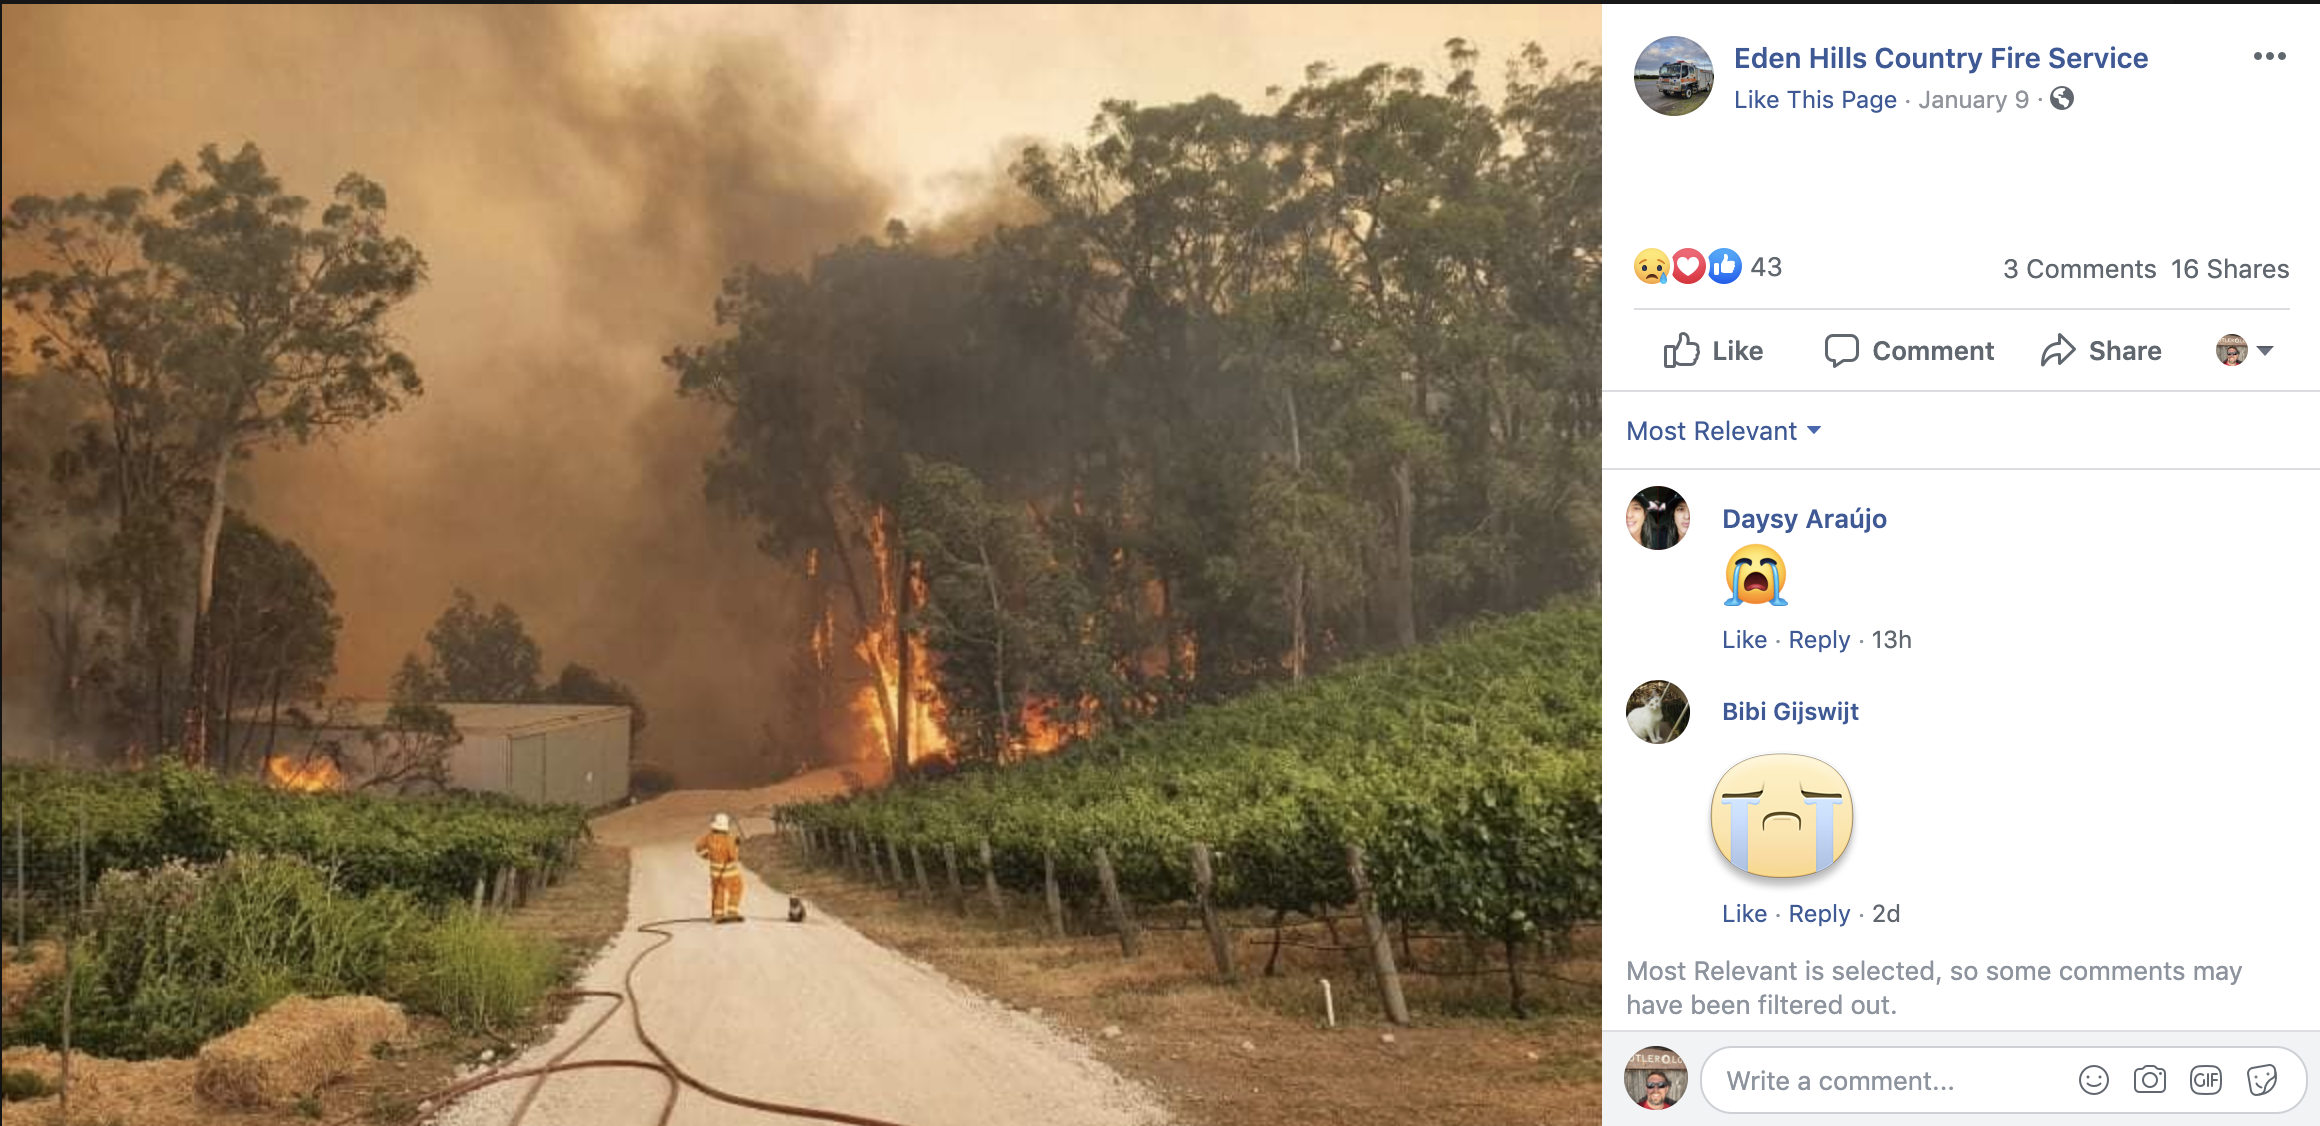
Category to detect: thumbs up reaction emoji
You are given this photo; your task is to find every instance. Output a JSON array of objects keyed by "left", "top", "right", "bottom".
[{"left": 1663, "top": 333, "right": 1701, "bottom": 368}]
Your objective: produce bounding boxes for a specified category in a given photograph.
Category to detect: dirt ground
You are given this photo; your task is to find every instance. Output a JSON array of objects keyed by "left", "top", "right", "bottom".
[
  {"left": 437, "top": 799, "right": 1166, "bottom": 1126},
  {"left": 0, "top": 841, "right": 630, "bottom": 1126},
  {"left": 741, "top": 835, "right": 1603, "bottom": 1126}
]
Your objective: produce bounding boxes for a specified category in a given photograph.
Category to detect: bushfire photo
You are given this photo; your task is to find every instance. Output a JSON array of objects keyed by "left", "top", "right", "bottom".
[{"left": 0, "top": 6, "right": 1604, "bottom": 1125}]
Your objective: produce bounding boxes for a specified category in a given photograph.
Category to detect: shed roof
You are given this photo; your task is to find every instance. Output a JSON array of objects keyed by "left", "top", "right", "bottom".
[{"left": 256, "top": 701, "right": 630, "bottom": 738}]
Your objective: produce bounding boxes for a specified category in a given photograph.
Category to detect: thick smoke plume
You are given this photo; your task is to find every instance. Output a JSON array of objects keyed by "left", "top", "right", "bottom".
[{"left": 2, "top": 6, "right": 889, "bottom": 783}]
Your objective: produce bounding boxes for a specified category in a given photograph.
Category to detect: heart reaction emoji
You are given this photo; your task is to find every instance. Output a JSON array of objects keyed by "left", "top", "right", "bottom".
[{"left": 1671, "top": 248, "right": 1707, "bottom": 284}]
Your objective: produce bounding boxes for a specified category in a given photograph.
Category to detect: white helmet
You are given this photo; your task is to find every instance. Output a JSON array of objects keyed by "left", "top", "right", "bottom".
[{"left": 710, "top": 813, "right": 733, "bottom": 833}]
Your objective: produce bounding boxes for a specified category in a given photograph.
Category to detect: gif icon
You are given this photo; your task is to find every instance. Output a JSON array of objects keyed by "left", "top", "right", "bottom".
[
  {"left": 2191, "top": 1065, "right": 2222, "bottom": 1095},
  {"left": 2133, "top": 1065, "right": 2166, "bottom": 1094}
]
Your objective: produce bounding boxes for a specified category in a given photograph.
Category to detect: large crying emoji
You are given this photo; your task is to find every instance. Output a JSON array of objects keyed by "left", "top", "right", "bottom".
[
  {"left": 1710, "top": 754, "right": 1852, "bottom": 877},
  {"left": 1724, "top": 544, "right": 1788, "bottom": 606}
]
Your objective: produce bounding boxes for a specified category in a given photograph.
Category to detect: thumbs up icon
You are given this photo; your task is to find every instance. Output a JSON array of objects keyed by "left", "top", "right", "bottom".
[{"left": 1663, "top": 332, "right": 1701, "bottom": 368}]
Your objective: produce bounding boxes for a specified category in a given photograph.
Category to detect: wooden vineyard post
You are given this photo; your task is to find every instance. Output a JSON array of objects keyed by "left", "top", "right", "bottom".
[
  {"left": 910, "top": 844, "right": 932, "bottom": 900},
  {"left": 1042, "top": 850, "right": 1066, "bottom": 938},
  {"left": 1092, "top": 846, "right": 1140, "bottom": 958},
  {"left": 1344, "top": 843, "right": 1410, "bottom": 1026},
  {"left": 887, "top": 839, "right": 908, "bottom": 899},
  {"left": 942, "top": 844, "right": 967, "bottom": 915},
  {"left": 978, "top": 837, "right": 1005, "bottom": 921},
  {"left": 844, "top": 831, "right": 861, "bottom": 879},
  {"left": 868, "top": 836, "right": 889, "bottom": 886},
  {"left": 1190, "top": 842, "right": 1236, "bottom": 982}
]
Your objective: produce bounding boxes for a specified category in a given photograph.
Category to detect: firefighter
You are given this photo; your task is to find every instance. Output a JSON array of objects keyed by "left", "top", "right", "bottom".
[{"left": 695, "top": 812, "right": 745, "bottom": 922}]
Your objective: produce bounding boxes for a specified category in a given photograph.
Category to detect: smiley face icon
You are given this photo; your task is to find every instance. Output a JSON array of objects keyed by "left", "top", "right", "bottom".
[
  {"left": 1634, "top": 248, "right": 1671, "bottom": 285},
  {"left": 1724, "top": 544, "right": 1789, "bottom": 606},
  {"left": 1711, "top": 754, "right": 1853, "bottom": 877}
]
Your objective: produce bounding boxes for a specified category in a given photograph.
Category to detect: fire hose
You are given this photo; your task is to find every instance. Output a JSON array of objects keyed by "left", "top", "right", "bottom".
[{"left": 340, "top": 915, "right": 919, "bottom": 1126}]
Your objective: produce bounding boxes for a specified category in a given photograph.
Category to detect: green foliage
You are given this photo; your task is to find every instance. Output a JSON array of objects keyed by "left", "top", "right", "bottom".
[
  {"left": 0, "top": 759, "right": 586, "bottom": 922},
  {"left": 3, "top": 142, "right": 426, "bottom": 751},
  {"left": 392, "top": 910, "right": 558, "bottom": 1034},
  {"left": 208, "top": 509, "right": 341, "bottom": 774},
  {"left": 397, "top": 589, "right": 541, "bottom": 703},
  {"left": 7, "top": 856, "right": 424, "bottom": 1058},
  {"left": 790, "top": 600, "right": 1600, "bottom": 951},
  {"left": 1, "top": 1068, "right": 50, "bottom": 1101},
  {"left": 543, "top": 662, "right": 648, "bottom": 747},
  {"left": 4, "top": 856, "right": 561, "bottom": 1059}
]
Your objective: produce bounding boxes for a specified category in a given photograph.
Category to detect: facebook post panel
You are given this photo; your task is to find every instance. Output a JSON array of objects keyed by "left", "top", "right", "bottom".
[{"left": 1603, "top": 6, "right": 2314, "bottom": 1123}]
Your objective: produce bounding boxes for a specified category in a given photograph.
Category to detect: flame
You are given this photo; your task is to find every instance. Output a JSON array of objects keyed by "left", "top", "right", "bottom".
[
  {"left": 1016, "top": 695, "right": 1097, "bottom": 756},
  {"left": 851, "top": 509, "right": 950, "bottom": 765},
  {"left": 268, "top": 753, "right": 345, "bottom": 793}
]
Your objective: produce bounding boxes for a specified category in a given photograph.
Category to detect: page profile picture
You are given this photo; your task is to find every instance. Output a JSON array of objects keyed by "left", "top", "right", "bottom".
[
  {"left": 1634, "top": 37, "right": 1714, "bottom": 116},
  {"left": 1710, "top": 754, "right": 1852, "bottom": 877}
]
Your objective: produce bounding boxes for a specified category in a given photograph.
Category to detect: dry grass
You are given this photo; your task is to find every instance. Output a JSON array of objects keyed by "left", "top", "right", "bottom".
[
  {"left": 0, "top": 843, "right": 631, "bottom": 1126},
  {"left": 746, "top": 837, "right": 1602, "bottom": 1126},
  {"left": 195, "top": 996, "right": 410, "bottom": 1108}
]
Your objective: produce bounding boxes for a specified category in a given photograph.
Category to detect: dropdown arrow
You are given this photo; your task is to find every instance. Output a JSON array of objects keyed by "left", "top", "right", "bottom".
[
  {"left": 2257, "top": 345, "right": 2272, "bottom": 356},
  {"left": 1807, "top": 425, "right": 1821, "bottom": 434}
]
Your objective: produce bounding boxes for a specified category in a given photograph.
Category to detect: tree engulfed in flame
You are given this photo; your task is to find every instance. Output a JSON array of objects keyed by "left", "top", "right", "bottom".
[{"left": 268, "top": 753, "right": 346, "bottom": 792}]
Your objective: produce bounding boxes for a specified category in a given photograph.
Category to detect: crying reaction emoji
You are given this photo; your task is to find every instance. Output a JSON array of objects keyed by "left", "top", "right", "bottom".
[
  {"left": 1634, "top": 248, "right": 1671, "bottom": 285},
  {"left": 1710, "top": 754, "right": 1852, "bottom": 877},
  {"left": 1724, "top": 544, "right": 1788, "bottom": 606}
]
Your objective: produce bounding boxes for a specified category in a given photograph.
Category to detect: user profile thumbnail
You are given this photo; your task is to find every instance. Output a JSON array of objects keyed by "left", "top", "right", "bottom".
[
  {"left": 2217, "top": 333, "right": 2249, "bottom": 366},
  {"left": 1626, "top": 485, "right": 1690, "bottom": 549},
  {"left": 1626, "top": 680, "right": 1691, "bottom": 745},
  {"left": 1625, "top": 1046, "right": 1688, "bottom": 1110},
  {"left": 1634, "top": 37, "right": 1714, "bottom": 116}
]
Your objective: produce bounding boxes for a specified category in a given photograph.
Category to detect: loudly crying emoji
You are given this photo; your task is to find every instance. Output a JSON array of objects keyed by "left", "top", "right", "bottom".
[
  {"left": 1725, "top": 544, "right": 1788, "bottom": 606},
  {"left": 1710, "top": 754, "right": 1853, "bottom": 877},
  {"left": 1634, "top": 248, "right": 1671, "bottom": 285}
]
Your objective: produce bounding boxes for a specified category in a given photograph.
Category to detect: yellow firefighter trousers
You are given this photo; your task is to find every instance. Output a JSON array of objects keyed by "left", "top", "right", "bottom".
[{"left": 709, "top": 863, "right": 744, "bottom": 919}]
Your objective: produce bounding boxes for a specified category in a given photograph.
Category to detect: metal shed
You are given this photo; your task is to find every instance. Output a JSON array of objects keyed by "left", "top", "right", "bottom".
[{"left": 255, "top": 701, "right": 631, "bottom": 807}]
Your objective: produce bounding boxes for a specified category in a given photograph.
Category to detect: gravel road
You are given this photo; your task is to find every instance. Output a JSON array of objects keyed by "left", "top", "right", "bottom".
[{"left": 438, "top": 785, "right": 1171, "bottom": 1126}]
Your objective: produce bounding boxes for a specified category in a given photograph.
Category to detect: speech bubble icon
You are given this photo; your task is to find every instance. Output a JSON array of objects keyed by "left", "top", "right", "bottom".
[{"left": 1825, "top": 333, "right": 1860, "bottom": 368}]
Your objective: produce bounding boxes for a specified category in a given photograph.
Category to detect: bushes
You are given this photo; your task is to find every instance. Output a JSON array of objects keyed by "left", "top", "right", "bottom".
[
  {"left": 393, "top": 910, "right": 558, "bottom": 1034},
  {"left": 3, "top": 856, "right": 558, "bottom": 1059}
]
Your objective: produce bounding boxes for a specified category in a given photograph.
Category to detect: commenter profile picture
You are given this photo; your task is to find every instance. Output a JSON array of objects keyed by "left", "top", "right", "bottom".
[
  {"left": 2217, "top": 334, "right": 2248, "bottom": 366},
  {"left": 1634, "top": 37, "right": 1713, "bottom": 117},
  {"left": 1625, "top": 1046, "right": 1688, "bottom": 1110},
  {"left": 1626, "top": 485, "right": 1689, "bottom": 549}
]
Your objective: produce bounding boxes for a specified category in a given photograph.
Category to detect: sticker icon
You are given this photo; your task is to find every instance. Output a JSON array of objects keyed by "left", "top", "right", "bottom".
[
  {"left": 1708, "top": 248, "right": 1742, "bottom": 284},
  {"left": 1635, "top": 248, "right": 1671, "bottom": 285},
  {"left": 1724, "top": 544, "right": 1789, "bottom": 606},
  {"left": 1710, "top": 754, "right": 1852, "bottom": 877},
  {"left": 1670, "top": 247, "right": 1707, "bottom": 284}
]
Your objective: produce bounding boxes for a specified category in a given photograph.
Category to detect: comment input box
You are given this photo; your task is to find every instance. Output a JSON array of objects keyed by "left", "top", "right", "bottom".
[{"left": 1700, "top": 1046, "right": 2304, "bottom": 1113}]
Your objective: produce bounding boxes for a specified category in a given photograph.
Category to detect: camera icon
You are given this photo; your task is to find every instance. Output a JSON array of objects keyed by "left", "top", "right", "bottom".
[{"left": 2133, "top": 1065, "right": 2166, "bottom": 1094}]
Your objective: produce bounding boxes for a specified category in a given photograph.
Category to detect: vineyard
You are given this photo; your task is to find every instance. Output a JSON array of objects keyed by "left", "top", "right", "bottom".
[
  {"left": 777, "top": 598, "right": 1601, "bottom": 1016},
  {"left": 1, "top": 761, "right": 587, "bottom": 916}
]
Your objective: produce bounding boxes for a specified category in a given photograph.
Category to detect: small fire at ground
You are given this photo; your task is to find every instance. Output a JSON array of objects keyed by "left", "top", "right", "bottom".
[{"left": 268, "top": 753, "right": 346, "bottom": 793}]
